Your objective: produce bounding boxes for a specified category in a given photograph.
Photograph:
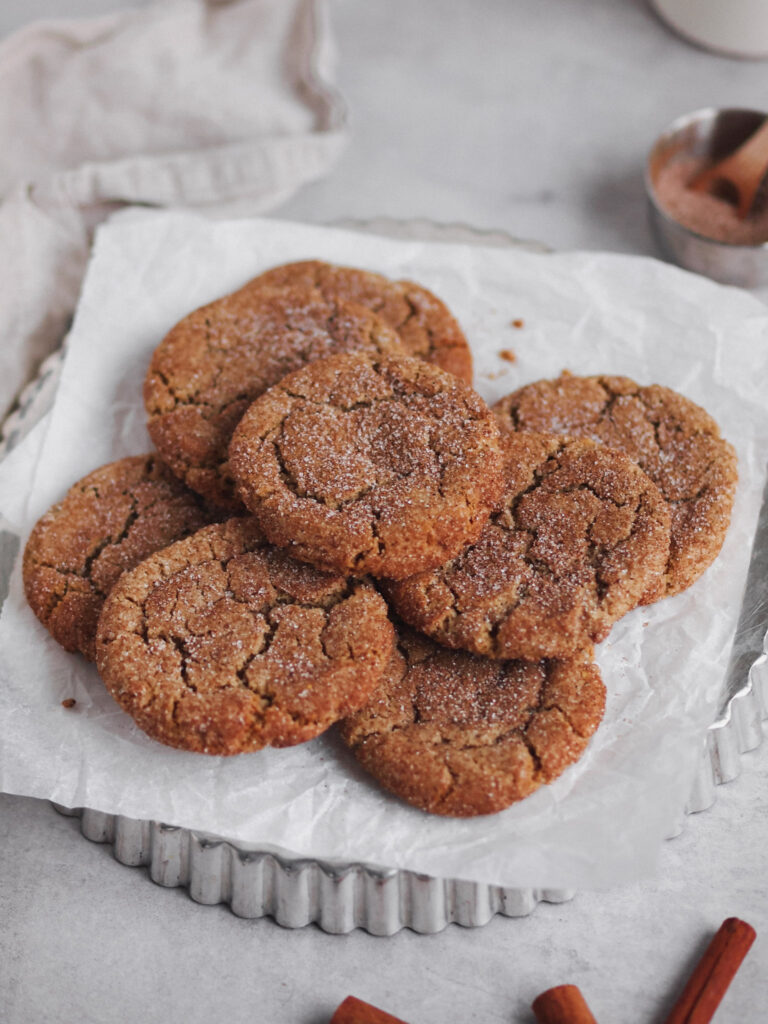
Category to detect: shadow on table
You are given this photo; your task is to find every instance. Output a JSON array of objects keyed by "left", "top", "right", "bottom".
[{"left": 583, "top": 162, "right": 659, "bottom": 259}]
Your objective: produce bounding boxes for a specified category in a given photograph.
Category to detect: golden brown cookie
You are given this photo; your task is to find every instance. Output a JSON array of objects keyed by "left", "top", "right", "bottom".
[
  {"left": 385, "top": 433, "right": 671, "bottom": 659},
  {"left": 23, "top": 455, "right": 214, "bottom": 661},
  {"left": 492, "top": 373, "right": 738, "bottom": 599},
  {"left": 247, "top": 260, "right": 472, "bottom": 384},
  {"left": 144, "top": 285, "right": 406, "bottom": 510},
  {"left": 339, "top": 625, "right": 605, "bottom": 817},
  {"left": 95, "top": 518, "right": 394, "bottom": 755},
  {"left": 228, "top": 352, "right": 504, "bottom": 580}
]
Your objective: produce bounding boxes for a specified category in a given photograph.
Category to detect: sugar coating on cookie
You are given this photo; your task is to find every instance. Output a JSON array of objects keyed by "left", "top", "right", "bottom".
[
  {"left": 95, "top": 518, "right": 394, "bottom": 755},
  {"left": 340, "top": 626, "right": 605, "bottom": 817},
  {"left": 23, "top": 454, "right": 214, "bottom": 661},
  {"left": 492, "top": 373, "right": 738, "bottom": 599},
  {"left": 228, "top": 352, "right": 504, "bottom": 580},
  {"left": 144, "top": 285, "right": 406, "bottom": 510},
  {"left": 248, "top": 260, "right": 473, "bottom": 384},
  {"left": 386, "top": 432, "right": 671, "bottom": 659}
]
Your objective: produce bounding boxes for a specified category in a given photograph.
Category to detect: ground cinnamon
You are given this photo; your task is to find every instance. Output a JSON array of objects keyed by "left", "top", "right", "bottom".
[
  {"left": 532, "top": 984, "right": 598, "bottom": 1023},
  {"left": 330, "top": 995, "right": 411, "bottom": 1024},
  {"left": 662, "top": 917, "right": 756, "bottom": 1024},
  {"left": 654, "top": 156, "right": 768, "bottom": 245}
]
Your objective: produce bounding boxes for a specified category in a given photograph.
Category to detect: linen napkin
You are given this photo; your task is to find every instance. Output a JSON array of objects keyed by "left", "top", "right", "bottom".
[{"left": 0, "top": 0, "right": 346, "bottom": 422}]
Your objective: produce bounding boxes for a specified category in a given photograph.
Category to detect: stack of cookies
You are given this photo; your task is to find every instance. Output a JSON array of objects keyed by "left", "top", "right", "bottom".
[{"left": 22, "top": 260, "right": 738, "bottom": 818}]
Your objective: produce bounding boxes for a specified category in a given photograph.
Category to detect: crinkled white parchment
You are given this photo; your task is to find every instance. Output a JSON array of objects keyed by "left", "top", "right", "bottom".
[{"left": 1, "top": 211, "right": 767, "bottom": 890}]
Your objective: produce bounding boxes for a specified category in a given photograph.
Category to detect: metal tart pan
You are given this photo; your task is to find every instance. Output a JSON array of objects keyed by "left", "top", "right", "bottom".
[
  {"left": 51, "top": 804, "right": 573, "bottom": 934},
  {"left": 4, "top": 217, "right": 767, "bottom": 932}
]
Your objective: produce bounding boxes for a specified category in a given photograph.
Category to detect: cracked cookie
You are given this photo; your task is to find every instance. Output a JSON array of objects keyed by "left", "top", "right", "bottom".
[
  {"left": 228, "top": 351, "right": 504, "bottom": 580},
  {"left": 492, "top": 373, "right": 738, "bottom": 599},
  {"left": 144, "top": 285, "right": 406, "bottom": 510},
  {"left": 339, "top": 625, "right": 605, "bottom": 817},
  {"left": 94, "top": 518, "right": 395, "bottom": 755},
  {"left": 23, "top": 454, "right": 214, "bottom": 661},
  {"left": 245, "top": 259, "right": 473, "bottom": 384},
  {"left": 385, "top": 432, "right": 671, "bottom": 659}
]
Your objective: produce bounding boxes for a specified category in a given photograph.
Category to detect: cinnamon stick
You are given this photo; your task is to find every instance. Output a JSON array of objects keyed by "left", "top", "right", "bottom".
[
  {"left": 532, "top": 984, "right": 598, "bottom": 1024},
  {"left": 330, "top": 995, "right": 411, "bottom": 1024},
  {"left": 663, "top": 917, "right": 756, "bottom": 1024}
]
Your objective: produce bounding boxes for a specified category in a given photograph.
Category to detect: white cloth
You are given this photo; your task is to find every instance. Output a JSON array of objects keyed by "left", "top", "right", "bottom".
[{"left": 0, "top": 0, "right": 346, "bottom": 420}]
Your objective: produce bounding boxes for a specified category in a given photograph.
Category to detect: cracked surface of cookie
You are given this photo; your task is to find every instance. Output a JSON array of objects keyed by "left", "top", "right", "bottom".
[
  {"left": 95, "top": 518, "right": 394, "bottom": 755},
  {"left": 228, "top": 352, "right": 504, "bottom": 580},
  {"left": 386, "top": 432, "right": 671, "bottom": 659},
  {"left": 492, "top": 373, "right": 738, "bottom": 599},
  {"left": 246, "top": 260, "right": 473, "bottom": 384},
  {"left": 339, "top": 625, "right": 605, "bottom": 817},
  {"left": 23, "top": 455, "right": 214, "bottom": 661},
  {"left": 144, "top": 284, "right": 406, "bottom": 510}
]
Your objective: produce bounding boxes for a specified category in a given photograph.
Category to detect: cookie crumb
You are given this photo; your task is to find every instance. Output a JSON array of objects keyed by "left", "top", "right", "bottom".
[
  {"left": 61, "top": 698, "right": 76, "bottom": 708},
  {"left": 511, "top": 318, "right": 524, "bottom": 328},
  {"left": 499, "top": 348, "right": 517, "bottom": 363}
]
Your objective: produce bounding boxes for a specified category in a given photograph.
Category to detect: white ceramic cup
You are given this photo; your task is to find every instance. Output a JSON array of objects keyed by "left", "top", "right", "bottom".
[{"left": 651, "top": 0, "right": 768, "bottom": 58}]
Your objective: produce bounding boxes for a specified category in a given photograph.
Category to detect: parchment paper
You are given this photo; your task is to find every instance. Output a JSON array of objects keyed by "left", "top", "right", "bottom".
[{"left": 1, "top": 211, "right": 767, "bottom": 890}]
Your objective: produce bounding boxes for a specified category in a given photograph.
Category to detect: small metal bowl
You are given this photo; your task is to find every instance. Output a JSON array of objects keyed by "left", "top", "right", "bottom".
[{"left": 646, "top": 107, "right": 768, "bottom": 287}]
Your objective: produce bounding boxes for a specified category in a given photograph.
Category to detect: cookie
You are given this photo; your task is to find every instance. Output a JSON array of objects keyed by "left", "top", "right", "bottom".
[
  {"left": 95, "top": 518, "right": 394, "bottom": 755},
  {"left": 144, "top": 285, "right": 406, "bottom": 510},
  {"left": 493, "top": 373, "right": 738, "bottom": 599},
  {"left": 340, "top": 625, "right": 605, "bottom": 817},
  {"left": 385, "top": 433, "right": 671, "bottom": 659},
  {"left": 247, "top": 260, "right": 473, "bottom": 384},
  {"left": 228, "top": 352, "right": 504, "bottom": 580},
  {"left": 23, "top": 454, "right": 214, "bottom": 661}
]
